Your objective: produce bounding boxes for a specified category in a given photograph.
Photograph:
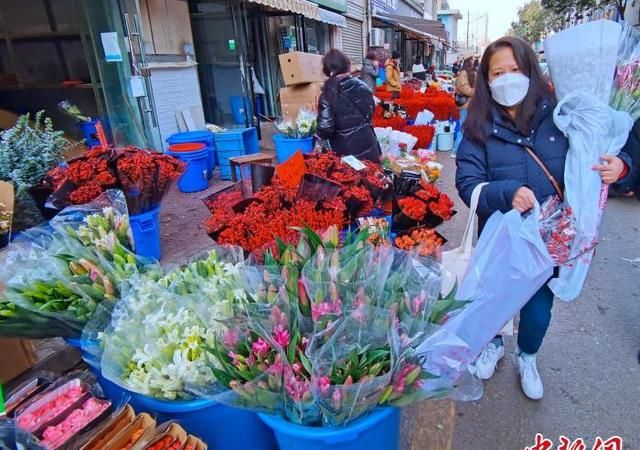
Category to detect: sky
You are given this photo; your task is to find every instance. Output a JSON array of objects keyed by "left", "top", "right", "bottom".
[{"left": 448, "top": 0, "right": 529, "bottom": 41}]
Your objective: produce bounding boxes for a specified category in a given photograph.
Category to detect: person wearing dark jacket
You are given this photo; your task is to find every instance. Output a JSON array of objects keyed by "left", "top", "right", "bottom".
[
  {"left": 613, "top": 118, "right": 640, "bottom": 199},
  {"left": 317, "top": 49, "right": 381, "bottom": 162},
  {"left": 456, "top": 36, "right": 631, "bottom": 400},
  {"left": 361, "top": 50, "right": 379, "bottom": 92}
]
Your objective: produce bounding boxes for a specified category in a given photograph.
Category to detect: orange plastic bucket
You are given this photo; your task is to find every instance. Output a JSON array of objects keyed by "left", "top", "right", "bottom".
[{"left": 168, "top": 142, "right": 206, "bottom": 152}]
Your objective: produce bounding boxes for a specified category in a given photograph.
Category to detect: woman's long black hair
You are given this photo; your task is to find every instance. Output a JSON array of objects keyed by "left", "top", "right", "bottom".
[
  {"left": 464, "top": 36, "right": 554, "bottom": 145},
  {"left": 322, "top": 49, "right": 351, "bottom": 107},
  {"left": 461, "top": 56, "right": 476, "bottom": 89}
]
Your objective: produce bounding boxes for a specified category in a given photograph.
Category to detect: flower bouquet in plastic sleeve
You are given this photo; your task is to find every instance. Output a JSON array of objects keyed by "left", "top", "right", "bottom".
[
  {"left": 543, "top": 19, "right": 634, "bottom": 301},
  {"left": 611, "top": 22, "right": 640, "bottom": 121},
  {"left": 310, "top": 307, "right": 395, "bottom": 426},
  {"left": 114, "top": 146, "right": 185, "bottom": 215}
]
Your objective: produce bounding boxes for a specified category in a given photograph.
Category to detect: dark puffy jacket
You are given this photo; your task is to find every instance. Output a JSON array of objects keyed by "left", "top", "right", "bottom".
[
  {"left": 317, "top": 76, "right": 381, "bottom": 162},
  {"left": 456, "top": 99, "right": 633, "bottom": 233},
  {"left": 613, "top": 118, "right": 640, "bottom": 199},
  {"left": 456, "top": 100, "right": 567, "bottom": 233}
]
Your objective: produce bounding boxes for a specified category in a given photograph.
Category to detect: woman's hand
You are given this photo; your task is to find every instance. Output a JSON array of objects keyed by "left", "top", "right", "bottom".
[
  {"left": 512, "top": 186, "right": 536, "bottom": 213},
  {"left": 592, "top": 155, "right": 626, "bottom": 184}
]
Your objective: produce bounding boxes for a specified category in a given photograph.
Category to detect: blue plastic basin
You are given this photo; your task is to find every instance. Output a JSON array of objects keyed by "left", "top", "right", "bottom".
[
  {"left": 134, "top": 395, "right": 277, "bottom": 450},
  {"left": 259, "top": 408, "right": 400, "bottom": 450}
]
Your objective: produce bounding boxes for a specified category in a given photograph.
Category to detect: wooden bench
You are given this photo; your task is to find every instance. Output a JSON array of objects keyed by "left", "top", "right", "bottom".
[{"left": 228, "top": 153, "right": 274, "bottom": 182}]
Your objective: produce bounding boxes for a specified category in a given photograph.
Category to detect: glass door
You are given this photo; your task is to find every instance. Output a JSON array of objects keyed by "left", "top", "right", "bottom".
[{"left": 77, "top": 0, "right": 161, "bottom": 149}]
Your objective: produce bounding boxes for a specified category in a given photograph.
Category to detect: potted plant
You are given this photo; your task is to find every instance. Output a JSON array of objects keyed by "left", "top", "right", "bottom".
[
  {"left": 0, "top": 111, "right": 67, "bottom": 230},
  {"left": 273, "top": 109, "right": 317, "bottom": 163}
]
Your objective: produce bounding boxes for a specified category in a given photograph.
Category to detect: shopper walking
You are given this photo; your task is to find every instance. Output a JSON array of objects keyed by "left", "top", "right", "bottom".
[
  {"left": 412, "top": 56, "right": 427, "bottom": 80},
  {"left": 455, "top": 36, "right": 631, "bottom": 400},
  {"left": 317, "top": 49, "right": 381, "bottom": 162},
  {"left": 385, "top": 51, "right": 402, "bottom": 99},
  {"left": 452, "top": 57, "right": 477, "bottom": 158},
  {"left": 361, "top": 49, "right": 379, "bottom": 92}
]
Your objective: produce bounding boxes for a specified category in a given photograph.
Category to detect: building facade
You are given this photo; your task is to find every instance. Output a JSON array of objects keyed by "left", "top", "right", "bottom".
[{"left": 437, "top": 9, "right": 462, "bottom": 65}]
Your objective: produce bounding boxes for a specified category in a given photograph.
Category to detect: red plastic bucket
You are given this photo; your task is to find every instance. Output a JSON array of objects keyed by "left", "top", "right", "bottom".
[{"left": 168, "top": 142, "right": 206, "bottom": 152}]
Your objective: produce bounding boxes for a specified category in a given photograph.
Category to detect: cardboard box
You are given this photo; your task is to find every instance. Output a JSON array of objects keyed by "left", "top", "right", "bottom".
[
  {"left": 80, "top": 404, "right": 136, "bottom": 450},
  {"left": 279, "top": 82, "right": 324, "bottom": 122},
  {"left": 279, "top": 52, "right": 325, "bottom": 86},
  {"left": 0, "top": 338, "right": 37, "bottom": 384},
  {"left": 105, "top": 412, "right": 156, "bottom": 450}
]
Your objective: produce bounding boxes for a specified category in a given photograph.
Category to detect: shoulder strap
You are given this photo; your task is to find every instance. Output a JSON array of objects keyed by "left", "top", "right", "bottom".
[{"left": 523, "top": 146, "right": 564, "bottom": 201}]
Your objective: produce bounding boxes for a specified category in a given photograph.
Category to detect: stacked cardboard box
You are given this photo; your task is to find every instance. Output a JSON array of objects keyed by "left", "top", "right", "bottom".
[{"left": 278, "top": 52, "right": 325, "bottom": 122}]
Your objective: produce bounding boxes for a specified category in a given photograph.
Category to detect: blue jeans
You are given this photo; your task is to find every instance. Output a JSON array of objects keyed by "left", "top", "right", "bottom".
[
  {"left": 453, "top": 108, "right": 468, "bottom": 154},
  {"left": 517, "top": 284, "right": 554, "bottom": 354}
]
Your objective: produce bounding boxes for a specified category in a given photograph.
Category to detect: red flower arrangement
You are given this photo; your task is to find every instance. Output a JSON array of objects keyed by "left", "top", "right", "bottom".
[
  {"left": 429, "top": 193, "right": 454, "bottom": 220},
  {"left": 402, "top": 125, "right": 436, "bottom": 149},
  {"left": 398, "top": 197, "right": 428, "bottom": 221},
  {"left": 204, "top": 152, "right": 390, "bottom": 254},
  {"left": 395, "top": 228, "right": 444, "bottom": 257},
  {"left": 45, "top": 146, "right": 184, "bottom": 214}
]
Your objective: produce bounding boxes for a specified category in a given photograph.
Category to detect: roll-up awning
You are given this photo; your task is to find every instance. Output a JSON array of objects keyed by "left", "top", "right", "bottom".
[
  {"left": 318, "top": 7, "right": 347, "bottom": 27},
  {"left": 373, "top": 12, "right": 449, "bottom": 43},
  {"left": 246, "top": 0, "right": 320, "bottom": 20}
]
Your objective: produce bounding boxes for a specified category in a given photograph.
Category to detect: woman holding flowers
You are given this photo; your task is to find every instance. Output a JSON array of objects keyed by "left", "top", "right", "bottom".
[
  {"left": 317, "top": 49, "right": 381, "bottom": 162},
  {"left": 455, "top": 36, "right": 632, "bottom": 400}
]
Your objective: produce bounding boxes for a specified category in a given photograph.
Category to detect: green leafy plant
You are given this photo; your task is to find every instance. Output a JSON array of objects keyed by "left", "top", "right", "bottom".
[{"left": 0, "top": 111, "right": 66, "bottom": 189}]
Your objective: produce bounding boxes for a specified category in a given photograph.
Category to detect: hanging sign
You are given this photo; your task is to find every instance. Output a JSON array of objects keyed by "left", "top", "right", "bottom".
[{"left": 100, "top": 32, "right": 123, "bottom": 62}]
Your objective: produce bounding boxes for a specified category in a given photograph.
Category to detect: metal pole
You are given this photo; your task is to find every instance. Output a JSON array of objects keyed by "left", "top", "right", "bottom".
[{"left": 466, "top": 9, "right": 469, "bottom": 52}]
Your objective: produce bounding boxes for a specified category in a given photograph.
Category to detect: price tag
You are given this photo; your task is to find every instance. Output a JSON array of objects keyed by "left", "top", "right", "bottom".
[
  {"left": 275, "top": 151, "right": 306, "bottom": 188},
  {"left": 100, "top": 32, "right": 123, "bottom": 62},
  {"left": 341, "top": 155, "right": 366, "bottom": 171}
]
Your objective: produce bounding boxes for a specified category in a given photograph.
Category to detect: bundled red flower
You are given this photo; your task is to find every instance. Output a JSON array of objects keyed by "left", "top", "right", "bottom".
[
  {"left": 398, "top": 197, "right": 428, "bottom": 221},
  {"left": 429, "top": 193, "right": 454, "bottom": 220},
  {"left": 44, "top": 146, "right": 184, "bottom": 214},
  {"left": 402, "top": 125, "right": 436, "bottom": 149}
]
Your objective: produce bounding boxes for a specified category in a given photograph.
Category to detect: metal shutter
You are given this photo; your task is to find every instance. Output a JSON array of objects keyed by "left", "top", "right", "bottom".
[{"left": 342, "top": 18, "right": 363, "bottom": 64}]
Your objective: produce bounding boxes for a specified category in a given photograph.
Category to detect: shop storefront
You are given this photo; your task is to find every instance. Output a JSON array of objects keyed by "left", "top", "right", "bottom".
[
  {"left": 370, "top": 7, "right": 449, "bottom": 72},
  {"left": 0, "top": 0, "right": 161, "bottom": 149},
  {"left": 187, "top": 0, "right": 347, "bottom": 130}
]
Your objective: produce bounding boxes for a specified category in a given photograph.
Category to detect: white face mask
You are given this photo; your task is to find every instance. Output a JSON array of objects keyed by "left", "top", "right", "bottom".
[{"left": 489, "top": 73, "right": 530, "bottom": 107}]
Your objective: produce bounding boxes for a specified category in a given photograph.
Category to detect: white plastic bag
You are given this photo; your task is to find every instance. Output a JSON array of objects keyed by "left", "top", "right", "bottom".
[
  {"left": 549, "top": 92, "right": 633, "bottom": 301},
  {"left": 444, "top": 205, "right": 554, "bottom": 357},
  {"left": 415, "top": 110, "right": 434, "bottom": 125},
  {"left": 440, "top": 182, "right": 487, "bottom": 296}
]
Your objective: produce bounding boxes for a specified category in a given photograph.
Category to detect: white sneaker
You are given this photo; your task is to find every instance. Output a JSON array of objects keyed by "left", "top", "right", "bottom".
[
  {"left": 472, "top": 341, "right": 504, "bottom": 380},
  {"left": 514, "top": 348, "right": 544, "bottom": 400}
]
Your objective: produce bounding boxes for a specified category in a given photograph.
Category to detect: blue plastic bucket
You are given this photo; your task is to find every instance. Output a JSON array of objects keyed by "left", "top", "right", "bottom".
[
  {"left": 167, "top": 144, "right": 210, "bottom": 193},
  {"left": 230, "top": 96, "right": 249, "bottom": 124},
  {"left": 273, "top": 134, "right": 314, "bottom": 163},
  {"left": 130, "top": 207, "right": 161, "bottom": 260},
  {"left": 134, "top": 395, "right": 277, "bottom": 450},
  {"left": 215, "top": 128, "right": 259, "bottom": 180},
  {"left": 80, "top": 119, "right": 100, "bottom": 148},
  {"left": 167, "top": 131, "right": 215, "bottom": 178},
  {"left": 259, "top": 408, "right": 400, "bottom": 450}
]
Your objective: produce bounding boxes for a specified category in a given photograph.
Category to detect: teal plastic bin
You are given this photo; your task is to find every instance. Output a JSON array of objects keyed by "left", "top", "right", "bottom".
[
  {"left": 130, "top": 207, "right": 161, "bottom": 260},
  {"left": 166, "top": 130, "right": 216, "bottom": 178},
  {"left": 214, "top": 128, "right": 259, "bottom": 180},
  {"left": 273, "top": 134, "right": 315, "bottom": 163},
  {"left": 134, "top": 395, "right": 277, "bottom": 450},
  {"left": 259, "top": 408, "right": 400, "bottom": 450}
]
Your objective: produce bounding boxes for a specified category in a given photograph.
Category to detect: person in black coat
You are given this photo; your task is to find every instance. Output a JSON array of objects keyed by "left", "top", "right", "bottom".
[
  {"left": 613, "top": 118, "right": 640, "bottom": 199},
  {"left": 456, "top": 36, "right": 631, "bottom": 400},
  {"left": 317, "top": 49, "right": 381, "bottom": 162}
]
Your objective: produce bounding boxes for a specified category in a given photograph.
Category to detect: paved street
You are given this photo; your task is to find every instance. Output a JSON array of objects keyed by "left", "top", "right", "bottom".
[{"left": 411, "top": 155, "right": 640, "bottom": 450}]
